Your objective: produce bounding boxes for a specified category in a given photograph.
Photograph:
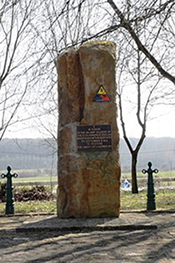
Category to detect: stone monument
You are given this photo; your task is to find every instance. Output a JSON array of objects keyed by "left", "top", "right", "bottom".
[{"left": 56, "top": 41, "right": 121, "bottom": 218}]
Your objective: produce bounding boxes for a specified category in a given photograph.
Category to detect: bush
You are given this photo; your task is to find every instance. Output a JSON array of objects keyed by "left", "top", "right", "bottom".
[
  {"left": 15, "top": 185, "right": 54, "bottom": 202},
  {"left": 0, "top": 183, "right": 6, "bottom": 202},
  {"left": 0, "top": 184, "right": 54, "bottom": 202}
]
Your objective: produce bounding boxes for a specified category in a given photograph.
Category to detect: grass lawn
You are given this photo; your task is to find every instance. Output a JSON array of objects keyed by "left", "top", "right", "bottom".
[
  {"left": 0, "top": 200, "right": 57, "bottom": 214},
  {"left": 120, "top": 189, "right": 175, "bottom": 211},
  {"left": 0, "top": 189, "right": 174, "bottom": 214}
]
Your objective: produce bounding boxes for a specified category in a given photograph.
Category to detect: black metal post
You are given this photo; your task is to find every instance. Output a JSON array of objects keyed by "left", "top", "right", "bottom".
[
  {"left": 142, "top": 162, "right": 158, "bottom": 210},
  {"left": 1, "top": 166, "right": 18, "bottom": 215}
]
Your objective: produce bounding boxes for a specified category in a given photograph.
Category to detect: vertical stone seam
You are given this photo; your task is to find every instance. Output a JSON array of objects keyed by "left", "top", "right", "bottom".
[
  {"left": 77, "top": 50, "right": 90, "bottom": 215},
  {"left": 77, "top": 51, "right": 85, "bottom": 123}
]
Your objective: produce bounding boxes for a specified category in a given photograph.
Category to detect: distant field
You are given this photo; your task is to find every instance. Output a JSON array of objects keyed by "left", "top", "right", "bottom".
[
  {"left": 1, "top": 169, "right": 175, "bottom": 191},
  {"left": 122, "top": 170, "right": 175, "bottom": 178},
  {"left": 0, "top": 168, "right": 57, "bottom": 179},
  {"left": 0, "top": 168, "right": 175, "bottom": 183},
  {"left": 0, "top": 168, "right": 57, "bottom": 183},
  {"left": 13, "top": 176, "right": 57, "bottom": 183},
  {"left": 14, "top": 171, "right": 175, "bottom": 181}
]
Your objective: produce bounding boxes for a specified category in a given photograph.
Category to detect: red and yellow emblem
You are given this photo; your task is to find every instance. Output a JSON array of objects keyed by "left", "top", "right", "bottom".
[{"left": 93, "top": 85, "right": 111, "bottom": 102}]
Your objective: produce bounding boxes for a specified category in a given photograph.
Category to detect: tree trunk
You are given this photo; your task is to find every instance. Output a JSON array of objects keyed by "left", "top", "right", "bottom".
[{"left": 131, "top": 152, "right": 138, "bottom": 194}]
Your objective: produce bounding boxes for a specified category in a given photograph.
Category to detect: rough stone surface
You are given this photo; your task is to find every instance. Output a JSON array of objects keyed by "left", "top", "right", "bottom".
[{"left": 57, "top": 41, "right": 121, "bottom": 218}]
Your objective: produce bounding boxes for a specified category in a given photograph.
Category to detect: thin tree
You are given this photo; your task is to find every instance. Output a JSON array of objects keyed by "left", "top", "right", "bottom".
[
  {"left": 0, "top": 0, "right": 40, "bottom": 139},
  {"left": 118, "top": 42, "right": 163, "bottom": 193},
  {"left": 87, "top": 0, "right": 174, "bottom": 192},
  {"left": 106, "top": 0, "right": 175, "bottom": 84},
  {"left": 28, "top": 0, "right": 95, "bottom": 139}
]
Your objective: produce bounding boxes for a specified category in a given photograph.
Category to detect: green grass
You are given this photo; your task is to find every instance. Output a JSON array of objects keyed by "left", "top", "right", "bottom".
[
  {"left": 15, "top": 200, "right": 57, "bottom": 214},
  {"left": 120, "top": 191, "right": 147, "bottom": 210},
  {"left": 120, "top": 189, "right": 175, "bottom": 211},
  {"left": 0, "top": 189, "right": 174, "bottom": 214},
  {"left": 156, "top": 189, "right": 175, "bottom": 210},
  {"left": 0, "top": 200, "right": 57, "bottom": 214}
]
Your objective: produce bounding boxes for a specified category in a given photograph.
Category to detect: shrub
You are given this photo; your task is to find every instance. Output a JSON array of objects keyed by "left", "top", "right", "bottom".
[
  {"left": 14, "top": 185, "right": 54, "bottom": 202},
  {"left": 0, "top": 183, "right": 6, "bottom": 202},
  {"left": 0, "top": 184, "right": 54, "bottom": 202}
]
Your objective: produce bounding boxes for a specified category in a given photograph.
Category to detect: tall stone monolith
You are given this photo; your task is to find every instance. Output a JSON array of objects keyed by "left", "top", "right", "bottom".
[{"left": 57, "top": 41, "right": 121, "bottom": 218}]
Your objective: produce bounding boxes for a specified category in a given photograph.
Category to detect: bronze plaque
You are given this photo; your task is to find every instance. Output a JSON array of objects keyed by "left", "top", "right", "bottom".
[{"left": 77, "top": 125, "right": 112, "bottom": 152}]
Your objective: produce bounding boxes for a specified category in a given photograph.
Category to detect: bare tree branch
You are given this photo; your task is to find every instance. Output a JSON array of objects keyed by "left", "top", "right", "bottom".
[{"left": 107, "top": 0, "right": 175, "bottom": 85}]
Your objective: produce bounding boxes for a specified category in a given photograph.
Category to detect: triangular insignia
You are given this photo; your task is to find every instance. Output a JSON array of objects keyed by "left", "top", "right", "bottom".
[
  {"left": 93, "top": 85, "right": 111, "bottom": 102},
  {"left": 98, "top": 86, "right": 106, "bottom": 95}
]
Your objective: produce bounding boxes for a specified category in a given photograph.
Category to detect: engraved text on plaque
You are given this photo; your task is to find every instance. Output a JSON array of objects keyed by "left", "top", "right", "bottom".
[{"left": 77, "top": 125, "right": 112, "bottom": 152}]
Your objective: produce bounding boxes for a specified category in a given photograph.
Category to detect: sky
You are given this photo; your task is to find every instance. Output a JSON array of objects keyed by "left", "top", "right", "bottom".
[
  {"left": 1, "top": 0, "right": 175, "bottom": 141},
  {"left": 122, "top": 106, "right": 175, "bottom": 139},
  {"left": 3, "top": 104, "right": 175, "bottom": 139},
  {"left": 146, "top": 113, "right": 175, "bottom": 138}
]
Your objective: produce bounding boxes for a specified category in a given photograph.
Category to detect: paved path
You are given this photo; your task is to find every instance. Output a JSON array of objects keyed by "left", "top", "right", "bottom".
[{"left": 0, "top": 211, "right": 175, "bottom": 263}]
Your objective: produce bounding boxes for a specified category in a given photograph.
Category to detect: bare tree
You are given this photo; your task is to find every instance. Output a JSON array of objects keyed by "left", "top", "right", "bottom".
[
  {"left": 106, "top": 0, "right": 175, "bottom": 84},
  {"left": 5, "top": 0, "right": 173, "bottom": 183},
  {"left": 27, "top": 0, "right": 97, "bottom": 139},
  {"left": 31, "top": 1, "right": 175, "bottom": 170},
  {"left": 0, "top": 0, "right": 41, "bottom": 139},
  {"left": 60, "top": 0, "right": 174, "bottom": 192},
  {"left": 117, "top": 41, "right": 163, "bottom": 192},
  {"left": 90, "top": 0, "right": 175, "bottom": 192}
]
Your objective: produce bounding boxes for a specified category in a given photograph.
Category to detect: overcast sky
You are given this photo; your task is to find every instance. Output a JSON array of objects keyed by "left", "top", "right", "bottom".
[{"left": 3, "top": 103, "right": 175, "bottom": 139}]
